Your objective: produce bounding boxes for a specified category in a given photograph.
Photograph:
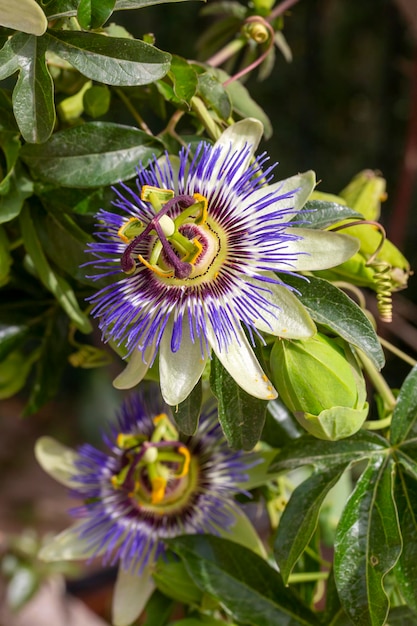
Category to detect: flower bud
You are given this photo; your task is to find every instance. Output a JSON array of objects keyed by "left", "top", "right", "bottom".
[{"left": 270, "top": 333, "right": 369, "bottom": 440}]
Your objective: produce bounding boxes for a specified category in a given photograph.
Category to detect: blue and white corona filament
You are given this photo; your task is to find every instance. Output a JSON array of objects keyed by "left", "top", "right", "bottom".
[{"left": 86, "top": 119, "right": 358, "bottom": 404}]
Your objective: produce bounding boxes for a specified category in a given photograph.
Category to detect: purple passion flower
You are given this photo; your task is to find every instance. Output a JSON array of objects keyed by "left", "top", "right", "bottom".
[
  {"left": 86, "top": 119, "right": 358, "bottom": 405},
  {"left": 35, "top": 393, "right": 260, "bottom": 625}
]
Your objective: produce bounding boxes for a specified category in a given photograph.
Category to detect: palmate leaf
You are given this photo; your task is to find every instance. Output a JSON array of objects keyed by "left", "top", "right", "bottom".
[
  {"left": 0, "top": 33, "right": 55, "bottom": 143},
  {"left": 169, "top": 535, "right": 320, "bottom": 626},
  {"left": 394, "top": 471, "right": 417, "bottom": 614},
  {"left": 334, "top": 456, "right": 402, "bottom": 626},
  {"left": 274, "top": 463, "right": 349, "bottom": 583}
]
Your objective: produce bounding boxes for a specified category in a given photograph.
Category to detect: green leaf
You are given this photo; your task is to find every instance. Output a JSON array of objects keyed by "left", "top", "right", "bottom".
[
  {"left": 169, "top": 535, "right": 321, "bottom": 626},
  {"left": 0, "top": 130, "right": 21, "bottom": 195},
  {"left": 0, "top": 225, "right": 12, "bottom": 286},
  {"left": 0, "top": 160, "right": 34, "bottom": 223},
  {"left": 270, "top": 430, "right": 387, "bottom": 473},
  {"left": 77, "top": 0, "right": 116, "bottom": 29},
  {"left": 0, "top": 348, "right": 38, "bottom": 399},
  {"left": 197, "top": 72, "right": 232, "bottom": 121},
  {"left": 334, "top": 456, "right": 402, "bottom": 626},
  {"left": 294, "top": 200, "right": 362, "bottom": 229},
  {"left": 210, "top": 354, "right": 267, "bottom": 450},
  {"left": 21, "top": 122, "right": 163, "bottom": 187},
  {"left": 172, "top": 378, "right": 202, "bottom": 435},
  {"left": 394, "top": 470, "right": 417, "bottom": 614},
  {"left": 280, "top": 274, "right": 385, "bottom": 370},
  {"left": 35, "top": 206, "right": 93, "bottom": 285},
  {"left": 0, "top": 323, "right": 29, "bottom": 360},
  {"left": 8, "top": 34, "right": 55, "bottom": 143},
  {"left": 274, "top": 463, "right": 348, "bottom": 583},
  {"left": 169, "top": 55, "right": 198, "bottom": 105},
  {"left": 390, "top": 363, "right": 417, "bottom": 445},
  {"left": 83, "top": 85, "right": 111, "bottom": 118},
  {"left": 46, "top": 30, "right": 171, "bottom": 86},
  {"left": 0, "top": 36, "right": 20, "bottom": 81},
  {"left": 19, "top": 205, "right": 92, "bottom": 333},
  {"left": 23, "top": 309, "right": 71, "bottom": 415},
  {"left": 141, "top": 590, "right": 174, "bottom": 626},
  {"left": 387, "top": 605, "right": 417, "bottom": 623},
  {"left": 46, "top": 0, "right": 200, "bottom": 19}
]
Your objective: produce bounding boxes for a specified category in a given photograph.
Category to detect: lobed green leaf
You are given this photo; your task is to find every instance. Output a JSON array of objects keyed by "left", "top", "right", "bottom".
[
  {"left": 274, "top": 463, "right": 349, "bottom": 583},
  {"left": 270, "top": 430, "right": 387, "bottom": 473},
  {"left": 334, "top": 456, "right": 402, "bottom": 626},
  {"left": 394, "top": 470, "right": 417, "bottom": 614},
  {"left": 390, "top": 363, "right": 417, "bottom": 445}
]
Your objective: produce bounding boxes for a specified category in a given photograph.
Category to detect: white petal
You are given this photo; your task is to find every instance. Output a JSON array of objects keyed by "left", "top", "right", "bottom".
[
  {"left": 0, "top": 0, "right": 48, "bottom": 35},
  {"left": 276, "top": 229, "right": 360, "bottom": 271},
  {"left": 34, "top": 437, "right": 80, "bottom": 487},
  {"left": 274, "top": 170, "right": 316, "bottom": 213},
  {"left": 223, "top": 502, "right": 267, "bottom": 559},
  {"left": 206, "top": 324, "right": 277, "bottom": 400},
  {"left": 112, "top": 566, "right": 155, "bottom": 626},
  {"left": 39, "top": 522, "right": 100, "bottom": 561},
  {"left": 159, "top": 317, "right": 208, "bottom": 406},
  {"left": 113, "top": 344, "right": 155, "bottom": 390},
  {"left": 245, "top": 274, "right": 316, "bottom": 339},
  {"left": 213, "top": 118, "right": 264, "bottom": 157}
]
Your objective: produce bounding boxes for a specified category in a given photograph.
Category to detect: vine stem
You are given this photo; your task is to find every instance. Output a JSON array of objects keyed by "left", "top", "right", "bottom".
[
  {"left": 357, "top": 349, "right": 397, "bottom": 413},
  {"left": 190, "top": 96, "right": 222, "bottom": 140},
  {"left": 114, "top": 88, "right": 153, "bottom": 135},
  {"left": 268, "top": 0, "right": 300, "bottom": 21},
  {"left": 206, "top": 38, "right": 247, "bottom": 68},
  {"left": 288, "top": 571, "right": 329, "bottom": 583},
  {"left": 378, "top": 335, "right": 417, "bottom": 367}
]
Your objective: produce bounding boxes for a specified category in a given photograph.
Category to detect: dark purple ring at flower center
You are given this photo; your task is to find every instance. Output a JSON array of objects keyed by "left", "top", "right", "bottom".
[{"left": 120, "top": 194, "right": 196, "bottom": 277}]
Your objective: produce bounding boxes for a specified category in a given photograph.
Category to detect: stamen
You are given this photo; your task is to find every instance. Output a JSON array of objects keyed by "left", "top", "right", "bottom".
[
  {"left": 175, "top": 446, "right": 191, "bottom": 478},
  {"left": 151, "top": 476, "right": 167, "bottom": 504}
]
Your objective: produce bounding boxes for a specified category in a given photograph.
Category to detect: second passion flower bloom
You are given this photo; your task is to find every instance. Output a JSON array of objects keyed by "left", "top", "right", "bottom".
[
  {"left": 35, "top": 393, "right": 262, "bottom": 626},
  {"left": 86, "top": 118, "right": 358, "bottom": 405}
]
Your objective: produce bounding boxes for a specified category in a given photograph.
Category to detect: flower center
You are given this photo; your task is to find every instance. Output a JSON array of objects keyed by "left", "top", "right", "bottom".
[
  {"left": 119, "top": 186, "right": 224, "bottom": 284},
  {"left": 110, "top": 413, "right": 197, "bottom": 513}
]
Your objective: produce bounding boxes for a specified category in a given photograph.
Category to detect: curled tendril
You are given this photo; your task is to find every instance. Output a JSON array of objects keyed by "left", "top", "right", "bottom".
[
  {"left": 330, "top": 220, "right": 394, "bottom": 323},
  {"left": 222, "top": 16, "right": 275, "bottom": 86}
]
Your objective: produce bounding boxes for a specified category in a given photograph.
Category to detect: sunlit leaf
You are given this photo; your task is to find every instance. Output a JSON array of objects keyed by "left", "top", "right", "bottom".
[{"left": 46, "top": 30, "right": 171, "bottom": 86}]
